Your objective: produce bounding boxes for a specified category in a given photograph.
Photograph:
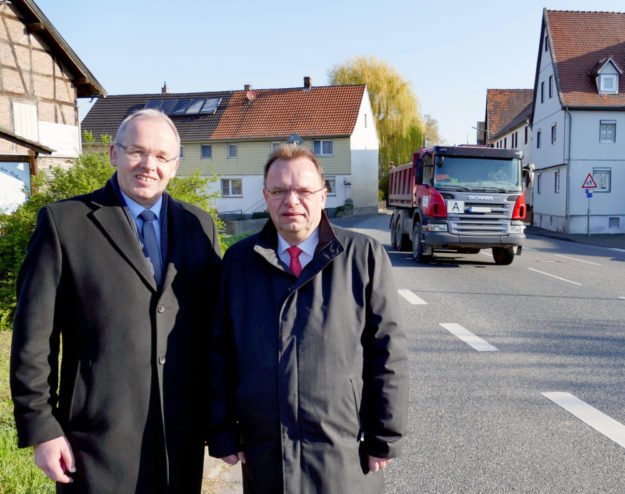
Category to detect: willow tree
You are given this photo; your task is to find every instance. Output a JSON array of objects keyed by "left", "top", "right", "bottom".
[{"left": 329, "top": 55, "right": 425, "bottom": 198}]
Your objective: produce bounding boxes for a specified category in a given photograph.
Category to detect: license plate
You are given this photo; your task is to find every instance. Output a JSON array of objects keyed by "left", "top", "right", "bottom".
[{"left": 468, "top": 206, "right": 491, "bottom": 213}]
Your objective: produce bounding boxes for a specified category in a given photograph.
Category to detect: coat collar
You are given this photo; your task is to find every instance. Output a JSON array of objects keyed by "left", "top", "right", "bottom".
[
  {"left": 254, "top": 211, "right": 344, "bottom": 282},
  {"left": 89, "top": 177, "right": 172, "bottom": 292}
]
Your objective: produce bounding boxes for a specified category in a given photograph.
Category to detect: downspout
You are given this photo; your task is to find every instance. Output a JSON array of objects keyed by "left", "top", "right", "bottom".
[{"left": 564, "top": 108, "right": 572, "bottom": 230}]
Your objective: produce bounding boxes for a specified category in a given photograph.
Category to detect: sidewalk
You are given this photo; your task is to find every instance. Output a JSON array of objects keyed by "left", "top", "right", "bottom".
[
  {"left": 525, "top": 225, "right": 625, "bottom": 250},
  {"left": 202, "top": 450, "right": 242, "bottom": 494}
]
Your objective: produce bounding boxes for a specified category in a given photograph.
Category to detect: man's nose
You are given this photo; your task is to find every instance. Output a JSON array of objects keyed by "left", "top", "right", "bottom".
[{"left": 283, "top": 188, "right": 301, "bottom": 204}]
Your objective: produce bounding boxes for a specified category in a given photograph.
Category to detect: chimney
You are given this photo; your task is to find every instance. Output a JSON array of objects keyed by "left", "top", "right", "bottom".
[
  {"left": 161, "top": 82, "right": 169, "bottom": 94},
  {"left": 304, "top": 76, "right": 311, "bottom": 90},
  {"left": 244, "top": 84, "right": 251, "bottom": 91}
]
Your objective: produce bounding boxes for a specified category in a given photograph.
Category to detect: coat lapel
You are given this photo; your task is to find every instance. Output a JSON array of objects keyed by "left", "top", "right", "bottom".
[
  {"left": 161, "top": 194, "right": 181, "bottom": 290},
  {"left": 89, "top": 182, "right": 158, "bottom": 290}
]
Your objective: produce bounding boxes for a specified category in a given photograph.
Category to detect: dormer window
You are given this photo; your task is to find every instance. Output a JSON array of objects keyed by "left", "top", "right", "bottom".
[
  {"left": 599, "top": 74, "right": 618, "bottom": 94},
  {"left": 594, "top": 57, "right": 622, "bottom": 95}
]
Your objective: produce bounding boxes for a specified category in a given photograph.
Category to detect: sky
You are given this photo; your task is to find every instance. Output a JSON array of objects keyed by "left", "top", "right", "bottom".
[{"left": 35, "top": 0, "right": 625, "bottom": 146}]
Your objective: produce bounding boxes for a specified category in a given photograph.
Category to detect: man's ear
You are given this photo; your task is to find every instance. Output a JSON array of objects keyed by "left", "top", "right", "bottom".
[{"left": 109, "top": 145, "right": 118, "bottom": 168}]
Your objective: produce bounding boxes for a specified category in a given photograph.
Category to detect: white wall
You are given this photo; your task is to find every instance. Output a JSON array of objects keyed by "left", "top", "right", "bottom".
[{"left": 350, "top": 87, "right": 380, "bottom": 213}]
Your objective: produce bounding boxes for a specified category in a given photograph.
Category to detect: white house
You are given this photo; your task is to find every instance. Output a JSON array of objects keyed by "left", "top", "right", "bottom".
[
  {"left": 531, "top": 9, "right": 625, "bottom": 233},
  {"left": 83, "top": 79, "right": 380, "bottom": 216}
]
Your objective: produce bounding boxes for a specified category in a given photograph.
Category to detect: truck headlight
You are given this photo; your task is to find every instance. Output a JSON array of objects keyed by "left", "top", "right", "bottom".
[
  {"left": 427, "top": 224, "right": 448, "bottom": 232},
  {"left": 509, "top": 225, "right": 525, "bottom": 234}
]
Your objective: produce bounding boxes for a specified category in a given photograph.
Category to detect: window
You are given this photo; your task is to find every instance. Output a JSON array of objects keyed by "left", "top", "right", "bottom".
[
  {"left": 593, "top": 168, "right": 611, "bottom": 192},
  {"left": 544, "top": 34, "right": 548, "bottom": 51},
  {"left": 221, "top": 178, "right": 242, "bottom": 197},
  {"left": 271, "top": 142, "right": 281, "bottom": 152},
  {"left": 536, "top": 130, "right": 541, "bottom": 149},
  {"left": 504, "top": 137, "right": 507, "bottom": 148},
  {"left": 201, "top": 145, "right": 212, "bottom": 159},
  {"left": 313, "top": 140, "right": 333, "bottom": 156},
  {"left": 179, "top": 146, "right": 184, "bottom": 159},
  {"left": 600, "top": 121, "right": 616, "bottom": 142},
  {"left": 549, "top": 76, "right": 553, "bottom": 98},
  {"left": 524, "top": 126, "right": 528, "bottom": 145},
  {"left": 599, "top": 74, "right": 618, "bottom": 95},
  {"left": 551, "top": 124, "right": 557, "bottom": 144},
  {"left": 541, "top": 82, "right": 545, "bottom": 103},
  {"left": 325, "top": 177, "right": 336, "bottom": 196},
  {"left": 228, "top": 144, "right": 238, "bottom": 158},
  {"left": 536, "top": 173, "right": 541, "bottom": 194},
  {"left": 554, "top": 170, "right": 560, "bottom": 193}
]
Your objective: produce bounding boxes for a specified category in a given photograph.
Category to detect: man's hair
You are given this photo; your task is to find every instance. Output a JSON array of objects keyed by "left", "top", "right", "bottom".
[
  {"left": 264, "top": 144, "right": 325, "bottom": 186},
  {"left": 114, "top": 108, "right": 181, "bottom": 155}
]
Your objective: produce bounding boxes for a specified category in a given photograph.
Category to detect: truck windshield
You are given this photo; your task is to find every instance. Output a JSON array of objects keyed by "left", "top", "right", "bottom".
[{"left": 433, "top": 157, "right": 522, "bottom": 192}]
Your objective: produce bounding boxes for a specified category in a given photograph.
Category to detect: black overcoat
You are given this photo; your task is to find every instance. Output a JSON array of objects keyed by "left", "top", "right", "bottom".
[
  {"left": 210, "top": 214, "right": 408, "bottom": 494},
  {"left": 10, "top": 177, "right": 221, "bottom": 493}
]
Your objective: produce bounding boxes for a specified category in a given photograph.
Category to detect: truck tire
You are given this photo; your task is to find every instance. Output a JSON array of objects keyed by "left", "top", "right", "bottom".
[
  {"left": 412, "top": 222, "right": 432, "bottom": 263},
  {"left": 492, "top": 246, "right": 515, "bottom": 265},
  {"left": 391, "top": 217, "right": 399, "bottom": 249},
  {"left": 395, "top": 217, "right": 410, "bottom": 251}
]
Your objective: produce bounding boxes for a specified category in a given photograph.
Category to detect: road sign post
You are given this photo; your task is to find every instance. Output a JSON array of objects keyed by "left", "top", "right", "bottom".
[{"left": 582, "top": 173, "right": 598, "bottom": 236}]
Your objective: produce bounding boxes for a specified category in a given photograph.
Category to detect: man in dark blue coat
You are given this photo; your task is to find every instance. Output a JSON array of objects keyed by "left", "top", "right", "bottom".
[
  {"left": 11, "top": 109, "right": 221, "bottom": 493},
  {"left": 210, "top": 145, "right": 408, "bottom": 493}
]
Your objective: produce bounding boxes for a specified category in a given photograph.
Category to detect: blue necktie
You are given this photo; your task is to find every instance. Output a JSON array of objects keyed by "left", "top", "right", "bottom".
[{"left": 139, "top": 210, "right": 162, "bottom": 284}]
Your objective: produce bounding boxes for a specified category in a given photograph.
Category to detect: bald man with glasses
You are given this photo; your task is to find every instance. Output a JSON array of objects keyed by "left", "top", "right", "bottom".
[{"left": 11, "top": 109, "right": 221, "bottom": 493}]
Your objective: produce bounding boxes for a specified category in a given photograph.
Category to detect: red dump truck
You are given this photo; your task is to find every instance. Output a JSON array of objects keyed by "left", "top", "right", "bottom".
[{"left": 388, "top": 145, "right": 534, "bottom": 265}]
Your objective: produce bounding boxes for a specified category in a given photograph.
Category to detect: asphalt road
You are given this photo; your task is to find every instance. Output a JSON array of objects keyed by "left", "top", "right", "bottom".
[
  {"left": 352, "top": 213, "right": 625, "bottom": 493},
  {"left": 208, "top": 213, "right": 625, "bottom": 493}
]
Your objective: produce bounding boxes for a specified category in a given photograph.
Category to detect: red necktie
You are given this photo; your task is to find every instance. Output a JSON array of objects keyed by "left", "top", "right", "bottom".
[{"left": 287, "top": 246, "right": 303, "bottom": 277}]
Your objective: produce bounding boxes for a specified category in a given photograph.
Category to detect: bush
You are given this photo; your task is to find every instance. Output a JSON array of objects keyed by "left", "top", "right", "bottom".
[{"left": 0, "top": 132, "right": 223, "bottom": 330}]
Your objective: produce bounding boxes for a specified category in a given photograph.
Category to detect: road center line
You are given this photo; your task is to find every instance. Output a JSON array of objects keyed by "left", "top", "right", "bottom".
[
  {"left": 439, "top": 323, "right": 499, "bottom": 352},
  {"left": 554, "top": 254, "right": 601, "bottom": 266},
  {"left": 397, "top": 289, "right": 427, "bottom": 305},
  {"left": 542, "top": 392, "right": 625, "bottom": 449},
  {"left": 527, "top": 267, "right": 582, "bottom": 286}
]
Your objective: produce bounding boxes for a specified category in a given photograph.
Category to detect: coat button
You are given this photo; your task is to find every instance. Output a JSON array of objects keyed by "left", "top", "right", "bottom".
[
  {"left": 157, "top": 305, "right": 165, "bottom": 313},
  {"left": 158, "top": 356, "right": 166, "bottom": 365}
]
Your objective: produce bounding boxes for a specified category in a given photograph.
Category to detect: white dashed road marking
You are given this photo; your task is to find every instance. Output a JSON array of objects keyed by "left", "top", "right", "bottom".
[
  {"left": 528, "top": 267, "right": 582, "bottom": 286},
  {"left": 439, "top": 323, "right": 499, "bottom": 352},
  {"left": 397, "top": 289, "right": 427, "bottom": 305},
  {"left": 543, "top": 392, "right": 625, "bottom": 449},
  {"left": 554, "top": 254, "right": 601, "bottom": 266}
]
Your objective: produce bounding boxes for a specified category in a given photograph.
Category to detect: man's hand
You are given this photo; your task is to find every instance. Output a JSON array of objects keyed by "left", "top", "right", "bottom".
[
  {"left": 368, "top": 455, "right": 392, "bottom": 472},
  {"left": 220, "top": 451, "right": 246, "bottom": 465},
  {"left": 33, "top": 436, "right": 76, "bottom": 483}
]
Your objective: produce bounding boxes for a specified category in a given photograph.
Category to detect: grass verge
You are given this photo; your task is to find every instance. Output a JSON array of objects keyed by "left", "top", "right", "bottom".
[{"left": 0, "top": 331, "right": 54, "bottom": 493}]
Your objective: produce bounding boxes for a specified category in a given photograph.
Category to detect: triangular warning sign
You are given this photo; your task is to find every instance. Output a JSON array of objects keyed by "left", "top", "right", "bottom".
[{"left": 582, "top": 173, "right": 597, "bottom": 189}]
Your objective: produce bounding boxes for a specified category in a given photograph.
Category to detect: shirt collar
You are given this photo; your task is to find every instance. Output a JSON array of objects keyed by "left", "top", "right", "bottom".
[
  {"left": 120, "top": 190, "right": 163, "bottom": 220},
  {"left": 277, "top": 228, "right": 319, "bottom": 258}
]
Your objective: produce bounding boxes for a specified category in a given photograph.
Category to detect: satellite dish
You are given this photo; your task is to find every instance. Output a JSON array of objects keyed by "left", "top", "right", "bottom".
[{"left": 246, "top": 90, "right": 256, "bottom": 101}]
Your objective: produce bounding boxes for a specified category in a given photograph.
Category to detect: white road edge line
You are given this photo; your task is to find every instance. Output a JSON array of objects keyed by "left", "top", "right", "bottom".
[
  {"left": 554, "top": 254, "right": 601, "bottom": 266},
  {"left": 542, "top": 392, "right": 625, "bottom": 449},
  {"left": 619, "top": 296, "right": 625, "bottom": 300},
  {"left": 439, "top": 323, "right": 499, "bottom": 352},
  {"left": 527, "top": 267, "right": 582, "bottom": 286},
  {"left": 397, "top": 289, "right": 427, "bottom": 305}
]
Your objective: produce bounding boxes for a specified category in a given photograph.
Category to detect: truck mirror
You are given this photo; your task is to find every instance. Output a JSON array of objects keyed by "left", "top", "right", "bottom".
[{"left": 523, "top": 163, "right": 535, "bottom": 189}]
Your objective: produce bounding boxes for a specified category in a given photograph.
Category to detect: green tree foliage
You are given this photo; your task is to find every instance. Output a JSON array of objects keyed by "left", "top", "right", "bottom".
[
  {"left": 0, "top": 132, "right": 222, "bottom": 330},
  {"left": 329, "top": 55, "right": 432, "bottom": 198}
]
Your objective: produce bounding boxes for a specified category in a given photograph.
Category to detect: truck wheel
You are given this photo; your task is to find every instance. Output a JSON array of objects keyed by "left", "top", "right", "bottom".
[
  {"left": 391, "top": 218, "right": 399, "bottom": 249},
  {"left": 395, "top": 218, "right": 410, "bottom": 251},
  {"left": 492, "top": 247, "right": 515, "bottom": 265},
  {"left": 412, "top": 223, "right": 432, "bottom": 263}
]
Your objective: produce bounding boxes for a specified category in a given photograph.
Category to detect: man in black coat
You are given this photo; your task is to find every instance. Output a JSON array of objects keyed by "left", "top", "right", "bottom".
[
  {"left": 210, "top": 145, "right": 408, "bottom": 493},
  {"left": 10, "top": 109, "right": 221, "bottom": 493}
]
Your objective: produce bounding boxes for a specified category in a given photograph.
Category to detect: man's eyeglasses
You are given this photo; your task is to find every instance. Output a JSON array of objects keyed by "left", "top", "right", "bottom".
[
  {"left": 265, "top": 186, "right": 326, "bottom": 200},
  {"left": 116, "top": 143, "right": 177, "bottom": 167}
]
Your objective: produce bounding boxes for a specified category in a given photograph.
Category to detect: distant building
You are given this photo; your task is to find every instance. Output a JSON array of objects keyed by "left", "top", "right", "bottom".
[
  {"left": 531, "top": 9, "right": 625, "bottom": 233},
  {"left": 83, "top": 79, "right": 380, "bottom": 215},
  {"left": 0, "top": 0, "right": 105, "bottom": 213}
]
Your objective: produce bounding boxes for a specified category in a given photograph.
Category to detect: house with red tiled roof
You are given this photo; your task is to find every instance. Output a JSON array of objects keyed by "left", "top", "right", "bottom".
[
  {"left": 82, "top": 78, "right": 379, "bottom": 216},
  {"left": 483, "top": 89, "right": 533, "bottom": 149},
  {"left": 0, "top": 0, "right": 105, "bottom": 213},
  {"left": 531, "top": 9, "right": 625, "bottom": 233}
]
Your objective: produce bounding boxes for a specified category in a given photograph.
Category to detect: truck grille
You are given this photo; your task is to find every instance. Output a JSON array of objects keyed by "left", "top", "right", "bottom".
[{"left": 448, "top": 201, "right": 510, "bottom": 235}]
